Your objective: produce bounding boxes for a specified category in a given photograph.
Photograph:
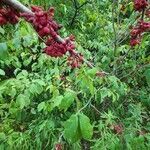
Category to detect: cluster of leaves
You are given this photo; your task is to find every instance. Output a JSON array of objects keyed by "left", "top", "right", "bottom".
[{"left": 0, "top": 0, "right": 150, "bottom": 149}]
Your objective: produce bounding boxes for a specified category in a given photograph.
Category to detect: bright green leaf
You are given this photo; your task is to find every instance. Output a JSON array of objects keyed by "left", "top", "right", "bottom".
[
  {"left": 79, "top": 113, "right": 93, "bottom": 140},
  {"left": 0, "top": 42, "right": 8, "bottom": 60},
  {"left": 0, "top": 27, "right": 5, "bottom": 35},
  {"left": 52, "top": 95, "right": 63, "bottom": 108},
  {"left": 59, "top": 89, "right": 76, "bottom": 111},
  {"left": 0, "top": 69, "right": 5, "bottom": 76},
  {"left": 16, "top": 94, "right": 30, "bottom": 109},
  {"left": 64, "top": 114, "right": 81, "bottom": 143},
  {"left": 38, "top": 102, "right": 46, "bottom": 112}
]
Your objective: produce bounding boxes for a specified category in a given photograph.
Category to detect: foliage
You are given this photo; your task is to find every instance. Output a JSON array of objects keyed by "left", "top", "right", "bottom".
[{"left": 0, "top": 0, "right": 150, "bottom": 149}]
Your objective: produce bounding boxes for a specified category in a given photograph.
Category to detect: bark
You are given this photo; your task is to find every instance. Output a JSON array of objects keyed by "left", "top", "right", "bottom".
[
  {"left": 1, "top": 0, "right": 33, "bottom": 14},
  {"left": 1, "top": 0, "right": 66, "bottom": 43}
]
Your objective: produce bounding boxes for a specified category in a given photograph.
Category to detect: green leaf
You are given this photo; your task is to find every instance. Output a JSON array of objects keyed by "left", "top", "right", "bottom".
[
  {"left": 0, "top": 27, "right": 5, "bottom": 35},
  {"left": 0, "top": 42, "right": 8, "bottom": 60},
  {"left": 29, "top": 83, "right": 43, "bottom": 95},
  {"left": 52, "top": 95, "right": 63, "bottom": 108},
  {"left": 12, "top": 37, "right": 21, "bottom": 49},
  {"left": 64, "top": 114, "right": 81, "bottom": 143},
  {"left": 16, "top": 94, "right": 30, "bottom": 109},
  {"left": 59, "top": 89, "right": 76, "bottom": 111},
  {"left": 100, "top": 87, "right": 111, "bottom": 102},
  {"left": 37, "top": 102, "right": 46, "bottom": 112},
  {"left": 86, "top": 68, "right": 98, "bottom": 77},
  {"left": 79, "top": 113, "right": 93, "bottom": 140},
  {"left": 144, "top": 68, "right": 150, "bottom": 86},
  {"left": 0, "top": 69, "right": 5, "bottom": 76},
  {"left": 81, "top": 77, "right": 95, "bottom": 95},
  {"left": 23, "top": 56, "right": 32, "bottom": 66},
  {"left": 0, "top": 132, "right": 6, "bottom": 140}
]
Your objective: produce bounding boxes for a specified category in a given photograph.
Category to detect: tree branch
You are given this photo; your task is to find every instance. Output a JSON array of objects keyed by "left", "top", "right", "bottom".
[
  {"left": 1, "top": 0, "right": 34, "bottom": 14},
  {"left": 1, "top": 0, "right": 109, "bottom": 74},
  {"left": 70, "top": 0, "right": 90, "bottom": 27}
]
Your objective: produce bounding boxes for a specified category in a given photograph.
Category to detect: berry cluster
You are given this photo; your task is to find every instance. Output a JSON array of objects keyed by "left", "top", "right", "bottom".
[
  {"left": 21, "top": 6, "right": 61, "bottom": 39},
  {"left": 134, "top": 0, "right": 148, "bottom": 12},
  {"left": 130, "top": 0, "right": 150, "bottom": 47},
  {"left": 0, "top": 5, "right": 83, "bottom": 68},
  {"left": 0, "top": 6, "right": 19, "bottom": 25},
  {"left": 21, "top": 6, "right": 83, "bottom": 68},
  {"left": 67, "top": 53, "right": 83, "bottom": 68}
]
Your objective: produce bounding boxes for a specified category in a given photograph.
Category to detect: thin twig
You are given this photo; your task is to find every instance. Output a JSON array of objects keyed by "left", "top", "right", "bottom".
[
  {"left": 120, "top": 63, "right": 150, "bottom": 80},
  {"left": 77, "top": 99, "right": 91, "bottom": 114},
  {"left": 112, "top": 0, "right": 117, "bottom": 57},
  {"left": 70, "top": 0, "right": 90, "bottom": 27},
  {"left": 141, "top": 8, "right": 145, "bottom": 20},
  {"left": 90, "top": 104, "right": 101, "bottom": 114}
]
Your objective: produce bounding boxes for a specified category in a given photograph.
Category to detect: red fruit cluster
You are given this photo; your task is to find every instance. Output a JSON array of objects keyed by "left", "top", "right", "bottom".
[
  {"left": 21, "top": 6, "right": 83, "bottom": 68},
  {"left": 0, "top": 6, "right": 19, "bottom": 25},
  {"left": 130, "top": 21, "right": 150, "bottom": 46},
  {"left": 67, "top": 53, "right": 83, "bottom": 68},
  {"left": 45, "top": 35, "right": 76, "bottom": 57},
  {"left": 44, "top": 38, "right": 67, "bottom": 57},
  {"left": 145, "top": 10, "right": 150, "bottom": 17},
  {"left": 21, "top": 6, "right": 61, "bottom": 38},
  {"left": 130, "top": 1, "right": 150, "bottom": 47},
  {"left": 113, "top": 124, "right": 123, "bottom": 135},
  {"left": 55, "top": 143, "right": 62, "bottom": 150},
  {"left": 0, "top": 4, "right": 84, "bottom": 68},
  {"left": 110, "top": 124, "right": 123, "bottom": 135},
  {"left": 134, "top": 0, "right": 148, "bottom": 11}
]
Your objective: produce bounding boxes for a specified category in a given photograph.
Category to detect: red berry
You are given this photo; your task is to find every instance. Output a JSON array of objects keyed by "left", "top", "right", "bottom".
[
  {"left": 0, "top": 16, "right": 7, "bottom": 25},
  {"left": 130, "top": 39, "right": 140, "bottom": 47},
  {"left": 134, "top": 0, "right": 148, "bottom": 12},
  {"left": 130, "top": 27, "right": 141, "bottom": 38}
]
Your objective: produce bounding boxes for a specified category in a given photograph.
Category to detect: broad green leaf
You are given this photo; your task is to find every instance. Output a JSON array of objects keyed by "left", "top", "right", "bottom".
[
  {"left": 81, "top": 77, "right": 95, "bottom": 95},
  {"left": 64, "top": 114, "right": 81, "bottom": 143},
  {"left": 0, "top": 69, "right": 5, "bottom": 76},
  {"left": 23, "top": 56, "right": 32, "bottom": 66},
  {"left": 23, "top": 35, "right": 33, "bottom": 47},
  {"left": 34, "top": 79, "right": 45, "bottom": 86},
  {"left": 50, "top": 85, "right": 60, "bottom": 98},
  {"left": 16, "top": 70, "right": 28, "bottom": 79},
  {"left": 0, "top": 42, "right": 8, "bottom": 60},
  {"left": 29, "top": 83, "right": 43, "bottom": 95},
  {"left": 0, "top": 27, "right": 5, "bottom": 35},
  {"left": 59, "top": 89, "right": 76, "bottom": 111},
  {"left": 16, "top": 94, "right": 30, "bottom": 109},
  {"left": 9, "top": 87, "right": 17, "bottom": 98},
  {"left": 108, "top": 76, "right": 119, "bottom": 89},
  {"left": 88, "top": 79, "right": 95, "bottom": 95},
  {"left": 100, "top": 87, "right": 111, "bottom": 102},
  {"left": 0, "top": 132, "right": 6, "bottom": 140},
  {"left": 78, "top": 0, "right": 86, "bottom": 4},
  {"left": 52, "top": 95, "right": 63, "bottom": 108},
  {"left": 12, "top": 37, "right": 21, "bottom": 49},
  {"left": 12, "top": 57, "right": 22, "bottom": 68},
  {"left": 38, "top": 102, "right": 46, "bottom": 112},
  {"left": 86, "top": 68, "right": 97, "bottom": 78},
  {"left": 79, "top": 113, "right": 93, "bottom": 140}
]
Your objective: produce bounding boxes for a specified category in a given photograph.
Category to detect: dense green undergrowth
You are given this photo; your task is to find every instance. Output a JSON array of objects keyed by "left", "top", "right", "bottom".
[{"left": 0, "top": 0, "right": 150, "bottom": 149}]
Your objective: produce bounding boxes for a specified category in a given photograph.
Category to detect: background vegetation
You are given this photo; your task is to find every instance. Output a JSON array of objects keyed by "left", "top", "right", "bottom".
[{"left": 0, "top": 0, "right": 150, "bottom": 149}]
